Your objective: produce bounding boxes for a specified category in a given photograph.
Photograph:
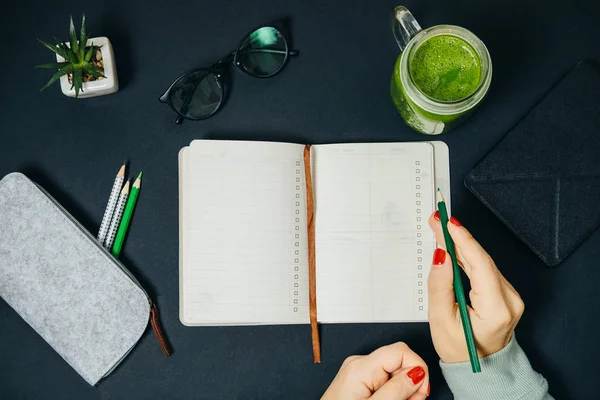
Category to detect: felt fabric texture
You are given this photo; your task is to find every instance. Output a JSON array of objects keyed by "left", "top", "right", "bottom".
[
  {"left": 0, "top": 172, "right": 150, "bottom": 385},
  {"left": 465, "top": 61, "right": 600, "bottom": 266}
]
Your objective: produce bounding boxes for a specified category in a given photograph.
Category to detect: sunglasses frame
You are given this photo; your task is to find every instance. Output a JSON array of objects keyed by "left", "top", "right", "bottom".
[{"left": 159, "top": 20, "right": 299, "bottom": 124}]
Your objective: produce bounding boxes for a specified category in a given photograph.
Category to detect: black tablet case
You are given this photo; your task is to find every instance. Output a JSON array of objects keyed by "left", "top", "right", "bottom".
[{"left": 465, "top": 61, "right": 600, "bottom": 267}]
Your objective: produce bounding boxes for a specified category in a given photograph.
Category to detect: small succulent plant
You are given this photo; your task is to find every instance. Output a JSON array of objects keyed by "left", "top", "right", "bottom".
[{"left": 36, "top": 15, "right": 105, "bottom": 97}]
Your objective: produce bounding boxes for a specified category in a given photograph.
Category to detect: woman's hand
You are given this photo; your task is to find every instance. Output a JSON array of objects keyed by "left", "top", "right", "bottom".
[
  {"left": 428, "top": 212, "right": 525, "bottom": 363},
  {"left": 321, "top": 342, "right": 430, "bottom": 400}
]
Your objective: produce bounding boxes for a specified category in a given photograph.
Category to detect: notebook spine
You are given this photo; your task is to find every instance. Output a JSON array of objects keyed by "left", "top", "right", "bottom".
[
  {"left": 292, "top": 160, "right": 302, "bottom": 313},
  {"left": 414, "top": 160, "right": 425, "bottom": 312}
]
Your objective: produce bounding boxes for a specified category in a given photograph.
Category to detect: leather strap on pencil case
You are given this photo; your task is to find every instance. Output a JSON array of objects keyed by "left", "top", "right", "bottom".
[{"left": 304, "top": 144, "right": 321, "bottom": 363}]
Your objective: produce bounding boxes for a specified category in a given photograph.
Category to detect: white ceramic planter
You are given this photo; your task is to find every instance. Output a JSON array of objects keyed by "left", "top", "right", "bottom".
[{"left": 56, "top": 36, "right": 118, "bottom": 98}]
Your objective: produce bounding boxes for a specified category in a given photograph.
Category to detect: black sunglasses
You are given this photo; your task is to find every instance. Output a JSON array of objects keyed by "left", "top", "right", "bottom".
[{"left": 159, "top": 21, "right": 299, "bottom": 124}]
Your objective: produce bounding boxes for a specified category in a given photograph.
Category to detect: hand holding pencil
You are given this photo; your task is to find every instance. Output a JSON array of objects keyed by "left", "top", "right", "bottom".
[{"left": 428, "top": 209, "right": 525, "bottom": 367}]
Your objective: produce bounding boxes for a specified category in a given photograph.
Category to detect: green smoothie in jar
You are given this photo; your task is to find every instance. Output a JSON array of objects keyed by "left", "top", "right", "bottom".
[
  {"left": 390, "top": 7, "right": 492, "bottom": 135},
  {"left": 410, "top": 35, "right": 481, "bottom": 102}
]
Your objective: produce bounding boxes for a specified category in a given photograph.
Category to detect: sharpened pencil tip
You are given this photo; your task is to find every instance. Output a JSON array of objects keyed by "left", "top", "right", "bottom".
[
  {"left": 117, "top": 164, "right": 126, "bottom": 178},
  {"left": 436, "top": 189, "right": 445, "bottom": 203},
  {"left": 121, "top": 180, "right": 131, "bottom": 194},
  {"left": 133, "top": 172, "right": 142, "bottom": 188}
]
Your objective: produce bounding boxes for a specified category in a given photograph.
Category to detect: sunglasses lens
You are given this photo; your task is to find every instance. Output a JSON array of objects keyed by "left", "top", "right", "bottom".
[
  {"left": 237, "top": 27, "right": 287, "bottom": 77},
  {"left": 170, "top": 70, "right": 223, "bottom": 119}
]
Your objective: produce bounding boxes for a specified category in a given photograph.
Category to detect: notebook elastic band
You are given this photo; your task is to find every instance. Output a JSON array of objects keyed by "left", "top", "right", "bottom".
[{"left": 304, "top": 144, "right": 321, "bottom": 363}]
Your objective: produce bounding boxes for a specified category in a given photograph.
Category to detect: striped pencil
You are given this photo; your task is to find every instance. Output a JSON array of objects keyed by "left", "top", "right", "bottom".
[
  {"left": 104, "top": 181, "right": 130, "bottom": 250},
  {"left": 97, "top": 164, "right": 126, "bottom": 244}
]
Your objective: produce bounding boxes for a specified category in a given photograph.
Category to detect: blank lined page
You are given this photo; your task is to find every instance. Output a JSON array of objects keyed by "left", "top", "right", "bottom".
[
  {"left": 180, "top": 140, "right": 309, "bottom": 325},
  {"left": 312, "top": 143, "right": 435, "bottom": 323}
]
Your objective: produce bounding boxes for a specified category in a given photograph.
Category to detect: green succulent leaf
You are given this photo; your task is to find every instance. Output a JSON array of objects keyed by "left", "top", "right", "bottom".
[
  {"left": 56, "top": 42, "right": 75, "bottom": 62},
  {"left": 37, "top": 39, "right": 68, "bottom": 59},
  {"left": 40, "top": 64, "right": 74, "bottom": 91},
  {"left": 69, "top": 15, "right": 79, "bottom": 57},
  {"left": 35, "top": 62, "right": 69, "bottom": 69},
  {"left": 66, "top": 45, "right": 79, "bottom": 63},
  {"left": 79, "top": 14, "right": 87, "bottom": 59},
  {"left": 84, "top": 42, "right": 95, "bottom": 62},
  {"left": 72, "top": 67, "right": 83, "bottom": 98},
  {"left": 84, "top": 63, "right": 106, "bottom": 78}
]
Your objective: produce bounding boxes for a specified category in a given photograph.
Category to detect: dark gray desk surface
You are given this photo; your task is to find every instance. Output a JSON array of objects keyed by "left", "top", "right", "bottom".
[{"left": 2, "top": 0, "right": 600, "bottom": 398}]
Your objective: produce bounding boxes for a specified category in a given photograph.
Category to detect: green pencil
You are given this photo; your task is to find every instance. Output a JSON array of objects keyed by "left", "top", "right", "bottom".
[
  {"left": 437, "top": 189, "right": 481, "bottom": 373},
  {"left": 112, "top": 172, "right": 142, "bottom": 258}
]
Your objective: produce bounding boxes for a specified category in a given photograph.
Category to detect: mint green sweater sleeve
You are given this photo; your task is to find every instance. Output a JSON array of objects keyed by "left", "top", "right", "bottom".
[{"left": 440, "top": 335, "right": 553, "bottom": 399}]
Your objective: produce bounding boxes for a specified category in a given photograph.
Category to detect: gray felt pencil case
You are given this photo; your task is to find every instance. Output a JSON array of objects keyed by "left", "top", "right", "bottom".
[{"left": 0, "top": 172, "right": 170, "bottom": 386}]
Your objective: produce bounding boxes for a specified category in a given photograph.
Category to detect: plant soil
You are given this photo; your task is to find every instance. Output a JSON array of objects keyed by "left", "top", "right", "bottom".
[{"left": 67, "top": 46, "right": 105, "bottom": 84}]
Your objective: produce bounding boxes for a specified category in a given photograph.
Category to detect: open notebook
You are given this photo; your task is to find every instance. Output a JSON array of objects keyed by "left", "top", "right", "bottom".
[{"left": 179, "top": 140, "right": 450, "bottom": 326}]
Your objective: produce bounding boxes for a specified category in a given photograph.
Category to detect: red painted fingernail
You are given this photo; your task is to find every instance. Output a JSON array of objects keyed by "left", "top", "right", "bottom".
[
  {"left": 449, "top": 216, "right": 462, "bottom": 226},
  {"left": 426, "top": 382, "right": 430, "bottom": 396},
  {"left": 432, "top": 248, "right": 446, "bottom": 265},
  {"left": 433, "top": 210, "right": 440, "bottom": 220},
  {"left": 407, "top": 366, "right": 425, "bottom": 385}
]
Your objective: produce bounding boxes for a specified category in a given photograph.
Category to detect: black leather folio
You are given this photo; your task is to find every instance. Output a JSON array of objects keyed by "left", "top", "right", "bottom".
[{"left": 465, "top": 61, "right": 600, "bottom": 266}]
